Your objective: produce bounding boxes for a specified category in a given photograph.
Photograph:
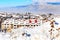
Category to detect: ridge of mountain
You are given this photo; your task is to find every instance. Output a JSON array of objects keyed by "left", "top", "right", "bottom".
[
  {"left": 0, "top": 2, "right": 60, "bottom": 14},
  {"left": 47, "top": 2, "right": 60, "bottom": 5}
]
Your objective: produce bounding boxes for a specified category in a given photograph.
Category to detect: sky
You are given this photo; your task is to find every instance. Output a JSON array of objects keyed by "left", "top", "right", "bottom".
[
  {"left": 0, "top": 0, "right": 60, "bottom": 14},
  {"left": 0, "top": 0, "right": 32, "bottom": 8},
  {"left": 0, "top": 0, "right": 60, "bottom": 8}
]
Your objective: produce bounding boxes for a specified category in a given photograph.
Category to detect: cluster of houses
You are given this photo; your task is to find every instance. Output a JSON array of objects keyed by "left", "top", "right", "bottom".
[
  {"left": 0, "top": 12, "right": 55, "bottom": 33},
  {"left": 0, "top": 12, "right": 44, "bottom": 32},
  {"left": 1, "top": 12, "right": 60, "bottom": 40}
]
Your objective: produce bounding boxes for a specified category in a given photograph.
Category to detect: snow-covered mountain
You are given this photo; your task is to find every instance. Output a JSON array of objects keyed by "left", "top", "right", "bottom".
[{"left": 0, "top": 2, "right": 60, "bottom": 14}]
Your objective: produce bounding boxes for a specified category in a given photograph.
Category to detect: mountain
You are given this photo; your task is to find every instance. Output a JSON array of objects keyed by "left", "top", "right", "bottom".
[
  {"left": 0, "top": 2, "right": 60, "bottom": 14},
  {"left": 47, "top": 2, "right": 60, "bottom": 5}
]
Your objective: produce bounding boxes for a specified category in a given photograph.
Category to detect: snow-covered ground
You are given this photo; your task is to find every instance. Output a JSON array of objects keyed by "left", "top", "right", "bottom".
[
  {"left": 0, "top": 25, "right": 50, "bottom": 40},
  {"left": 0, "top": 18, "right": 60, "bottom": 40}
]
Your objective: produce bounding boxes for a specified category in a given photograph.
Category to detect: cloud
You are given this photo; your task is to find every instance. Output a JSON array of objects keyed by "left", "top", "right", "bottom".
[
  {"left": 32, "top": 0, "right": 47, "bottom": 4},
  {"left": 32, "top": 0, "right": 45, "bottom": 2},
  {"left": 32, "top": 0, "right": 60, "bottom": 5},
  {"left": 32, "top": 0, "right": 60, "bottom": 3},
  {"left": 47, "top": 0, "right": 60, "bottom": 2}
]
